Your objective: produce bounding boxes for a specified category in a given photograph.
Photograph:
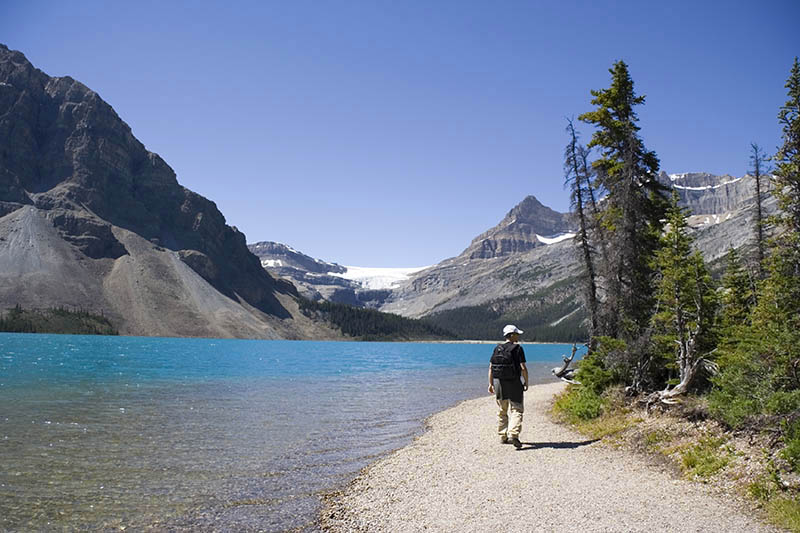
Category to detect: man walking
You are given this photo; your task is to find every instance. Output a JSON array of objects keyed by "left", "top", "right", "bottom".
[{"left": 488, "top": 325, "right": 528, "bottom": 449}]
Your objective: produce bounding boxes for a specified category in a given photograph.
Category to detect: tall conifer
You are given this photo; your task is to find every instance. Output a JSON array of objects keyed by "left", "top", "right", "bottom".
[
  {"left": 578, "top": 61, "right": 667, "bottom": 341},
  {"left": 749, "top": 142, "right": 769, "bottom": 279},
  {"left": 773, "top": 57, "right": 800, "bottom": 235},
  {"left": 719, "top": 247, "right": 753, "bottom": 333},
  {"left": 650, "top": 194, "right": 718, "bottom": 400},
  {"left": 564, "top": 119, "right": 599, "bottom": 346},
  {"left": 710, "top": 58, "right": 800, "bottom": 430},
  {"left": 750, "top": 56, "right": 800, "bottom": 392}
]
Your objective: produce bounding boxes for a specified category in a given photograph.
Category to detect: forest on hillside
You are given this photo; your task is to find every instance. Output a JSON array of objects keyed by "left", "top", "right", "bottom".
[
  {"left": 0, "top": 305, "right": 118, "bottom": 335},
  {"left": 556, "top": 58, "right": 800, "bottom": 519},
  {"left": 299, "top": 298, "right": 457, "bottom": 341},
  {"left": 424, "top": 278, "right": 587, "bottom": 342}
]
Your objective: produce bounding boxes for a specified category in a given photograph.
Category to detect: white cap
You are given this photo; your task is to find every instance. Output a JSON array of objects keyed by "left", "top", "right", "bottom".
[{"left": 503, "top": 324, "right": 523, "bottom": 336}]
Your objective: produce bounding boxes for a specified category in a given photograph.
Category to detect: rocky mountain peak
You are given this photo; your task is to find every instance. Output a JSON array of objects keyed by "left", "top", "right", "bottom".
[
  {"left": 461, "top": 195, "right": 574, "bottom": 259},
  {"left": 249, "top": 241, "right": 345, "bottom": 275},
  {"left": 0, "top": 43, "right": 329, "bottom": 337}
]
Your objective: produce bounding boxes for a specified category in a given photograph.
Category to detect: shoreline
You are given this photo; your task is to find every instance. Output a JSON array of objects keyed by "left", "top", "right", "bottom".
[
  {"left": 319, "top": 382, "right": 778, "bottom": 533},
  {"left": 420, "top": 339, "right": 578, "bottom": 345}
]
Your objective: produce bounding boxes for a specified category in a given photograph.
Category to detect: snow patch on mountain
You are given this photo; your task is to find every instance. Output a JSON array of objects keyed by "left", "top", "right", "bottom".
[
  {"left": 668, "top": 173, "right": 743, "bottom": 190},
  {"left": 536, "top": 233, "right": 575, "bottom": 245},
  {"left": 550, "top": 307, "right": 581, "bottom": 327}
]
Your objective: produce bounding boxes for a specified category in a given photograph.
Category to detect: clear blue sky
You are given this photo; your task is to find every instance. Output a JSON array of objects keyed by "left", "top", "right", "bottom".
[{"left": 2, "top": 1, "right": 798, "bottom": 266}]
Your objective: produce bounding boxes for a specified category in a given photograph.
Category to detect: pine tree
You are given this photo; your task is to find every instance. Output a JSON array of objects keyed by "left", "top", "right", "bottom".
[
  {"left": 719, "top": 247, "right": 754, "bottom": 333},
  {"left": 564, "top": 118, "right": 599, "bottom": 345},
  {"left": 650, "top": 194, "right": 718, "bottom": 401},
  {"left": 749, "top": 143, "right": 769, "bottom": 278},
  {"left": 578, "top": 60, "right": 667, "bottom": 342},
  {"left": 757, "top": 56, "right": 800, "bottom": 377},
  {"left": 709, "top": 58, "right": 800, "bottom": 430},
  {"left": 773, "top": 57, "right": 800, "bottom": 235}
]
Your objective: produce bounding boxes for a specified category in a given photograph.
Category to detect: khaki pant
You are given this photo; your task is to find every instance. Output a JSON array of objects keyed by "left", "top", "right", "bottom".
[{"left": 496, "top": 399, "right": 524, "bottom": 439}]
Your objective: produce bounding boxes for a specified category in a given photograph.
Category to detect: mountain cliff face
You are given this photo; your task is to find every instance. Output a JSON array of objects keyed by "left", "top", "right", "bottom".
[
  {"left": 0, "top": 44, "right": 337, "bottom": 339},
  {"left": 462, "top": 195, "right": 573, "bottom": 259},
  {"left": 390, "top": 172, "right": 774, "bottom": 339},
  {"left": 658, "top": 171, "right": 763, "bottom": 215}
]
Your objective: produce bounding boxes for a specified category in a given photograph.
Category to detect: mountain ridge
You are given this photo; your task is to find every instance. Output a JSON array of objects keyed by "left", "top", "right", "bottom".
[
  {"left": 0, "top": 43, "right": 336, "bottom": 338},
  {"left": 0, "top": 43, "right": 775, "bottom": 341},
  {"left": 252, "top": 172, "right": 775, "bottom": 340},
  {"left": 461, "top": 195, "right": 574, "bottom": 259}
]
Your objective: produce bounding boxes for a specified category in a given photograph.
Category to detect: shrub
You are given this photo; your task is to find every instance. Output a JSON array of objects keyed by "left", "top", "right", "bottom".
[
  {"left": 767, "top": 390, "right": 800, "bottom": 415},
  {"left": 708, "top": 349, "right": 771, "bottom": 428},
  {"left": 575, "top": 336, "right": 623, "bottom": 395},
  {"left": 553, "top": 385, "right": 606, "bottom": 422}
]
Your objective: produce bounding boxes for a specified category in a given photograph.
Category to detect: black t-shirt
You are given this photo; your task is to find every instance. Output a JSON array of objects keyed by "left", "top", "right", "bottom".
[{"left": 491, "top": 342, "right": 526, "bottom": 403}]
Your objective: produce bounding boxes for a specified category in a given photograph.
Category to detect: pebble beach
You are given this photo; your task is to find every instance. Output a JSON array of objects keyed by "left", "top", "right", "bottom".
[{"left": 320, "top": 382, "right": 779, "bottom": 533}]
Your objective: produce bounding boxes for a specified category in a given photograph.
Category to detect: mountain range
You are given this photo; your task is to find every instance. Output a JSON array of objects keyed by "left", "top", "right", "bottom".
[
  {"left": 0, "top": 44, "right": 774, "bottom": 341},
  {"left": 251, "top": 171, "right": 774, "bottom": 341}
]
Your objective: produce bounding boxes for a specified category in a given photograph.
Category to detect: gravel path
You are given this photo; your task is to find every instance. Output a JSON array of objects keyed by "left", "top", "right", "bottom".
[{"left": 321, "top": 382, "right": 779, "bottom": 533}]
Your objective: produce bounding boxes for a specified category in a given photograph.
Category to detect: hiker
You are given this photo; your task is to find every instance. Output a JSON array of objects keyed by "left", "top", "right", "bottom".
[{"left": 488, "top": 325, "right": 528, "bottom": 448}]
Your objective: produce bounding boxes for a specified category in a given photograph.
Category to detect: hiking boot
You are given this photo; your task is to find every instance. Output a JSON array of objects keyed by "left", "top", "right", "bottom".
[
  {"left": 510, "top": 437, "right": 522, "bottom": 449},
  {"left": 500, "top": 436, "right": 509, "bottom": 444}
]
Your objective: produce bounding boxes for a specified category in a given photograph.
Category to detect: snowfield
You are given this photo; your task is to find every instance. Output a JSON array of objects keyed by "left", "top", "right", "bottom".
[{"left": 328, "top": 266, "right": 430, "bottom": 290}]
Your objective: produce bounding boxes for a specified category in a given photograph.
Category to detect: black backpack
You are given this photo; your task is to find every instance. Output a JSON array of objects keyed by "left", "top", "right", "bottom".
[{"left": 490, "top": 343, "right": 518, "bottom": 380}]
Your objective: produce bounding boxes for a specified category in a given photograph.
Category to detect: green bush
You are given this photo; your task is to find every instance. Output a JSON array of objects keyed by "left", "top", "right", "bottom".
[
  {"left": 575, "top": 337, "right": 622, "bottom": 395},
  {"left": 767, "top": 390, "right": 800, "bottom": 415},
  {"left": 553, "top": 385, "right": 606, "bottom": 421},
  {"left": 708, "top": 349, "right": 771, "bottom": 428}
]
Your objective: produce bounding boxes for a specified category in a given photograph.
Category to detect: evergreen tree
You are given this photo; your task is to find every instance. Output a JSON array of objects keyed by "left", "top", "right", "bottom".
[
  {"left": 758, "top": 56, "right": 800, "bottom": 380},
  {"left": 749, "top": 142, "right": 769, "bottom": 279},
  {"left": 650, "top": 195, "right": 718, "bottom": 400},
  {"left": 709, "top": 58, "right": 800, "bottom": 431},
  {"left": 578, "top": 60, "right": 667, "bottom": 343},
  {"left": 564, "top": 118, "right": 599, "bottom": 345},
  {"left": 773, "top": 57, "right": 800, "bottom": 236},
  {"left": 719, "top": 247, "right": 754, "bottom": 333}
]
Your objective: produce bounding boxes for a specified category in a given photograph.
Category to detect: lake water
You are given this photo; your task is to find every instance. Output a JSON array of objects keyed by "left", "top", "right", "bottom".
[{"left": 0, "top": 333, "right": 581, "bottom": 531}]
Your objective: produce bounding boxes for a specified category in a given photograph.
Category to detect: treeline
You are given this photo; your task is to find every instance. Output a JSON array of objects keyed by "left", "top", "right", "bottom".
[
  {"left": 0, "top": 304, "right": 119, "bottom": 335},
  {"left": 424, "top": 281, "right": 588, "bottom": 342},
  {"left": 299, "top": 299, "right": 457, "bottom": 341},
  {"left": 558, "top": 59, "right": 800, "bottom": 482}
]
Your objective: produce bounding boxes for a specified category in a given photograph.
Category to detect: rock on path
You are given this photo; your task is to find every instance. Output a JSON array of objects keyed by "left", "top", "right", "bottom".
[{"left": 321, "top": 382, "right": 778, "bottom": 533}]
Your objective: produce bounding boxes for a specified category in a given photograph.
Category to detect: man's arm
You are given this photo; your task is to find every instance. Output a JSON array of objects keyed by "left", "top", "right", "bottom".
[
  {"left": 520, "top": 362, "right": 528, "bottom": 391},
  {"left": 488, "top": 365, "right": 494, "bottom": 394}
]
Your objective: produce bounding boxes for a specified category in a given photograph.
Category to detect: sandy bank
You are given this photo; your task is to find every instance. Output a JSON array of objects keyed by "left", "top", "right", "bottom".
[{"left": 321, "top": 382, "right": 778, "bottom": 533}]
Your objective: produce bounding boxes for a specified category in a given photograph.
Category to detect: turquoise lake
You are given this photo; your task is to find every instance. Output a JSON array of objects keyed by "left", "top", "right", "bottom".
[{"left": 0, "top": 333, "right": 582, "bottom": 531}]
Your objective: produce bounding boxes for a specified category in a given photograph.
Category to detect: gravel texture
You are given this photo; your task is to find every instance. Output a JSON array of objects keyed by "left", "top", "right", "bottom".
[{"left": 321, "top": 382, "right": 780, "bottom": 533}]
